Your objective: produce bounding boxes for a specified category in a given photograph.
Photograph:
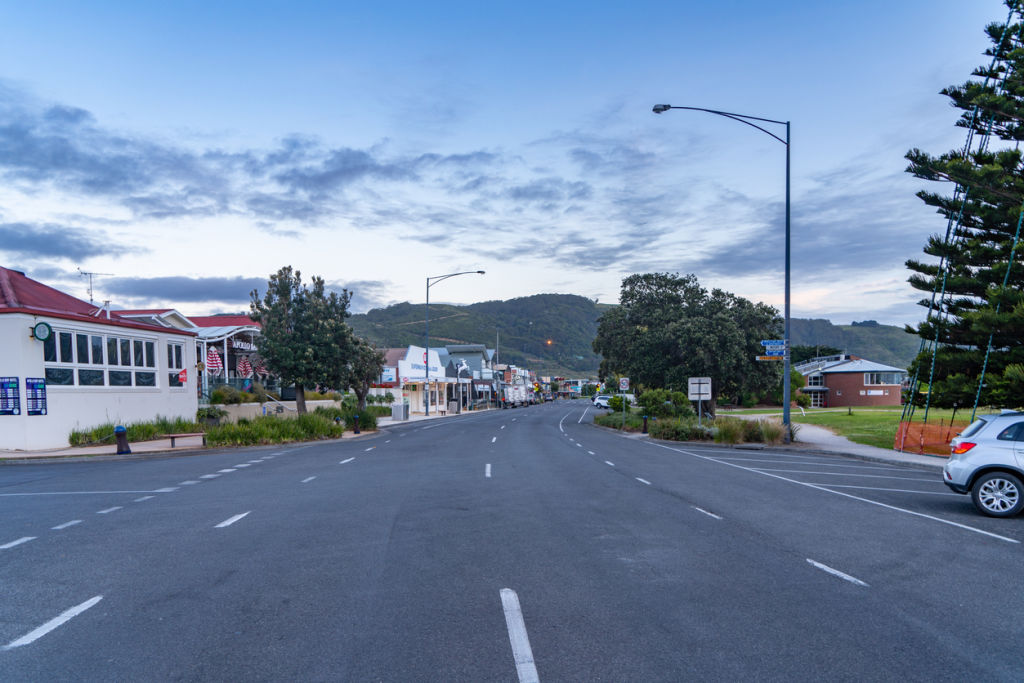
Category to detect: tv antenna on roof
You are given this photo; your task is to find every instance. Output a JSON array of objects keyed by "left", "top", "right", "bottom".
[{"left": 77, "top": 267, "right": 113, "bottom": 303}]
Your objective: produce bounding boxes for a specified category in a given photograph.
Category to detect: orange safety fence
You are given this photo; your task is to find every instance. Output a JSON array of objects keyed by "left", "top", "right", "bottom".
[{"left": 894, "top": 420, "right": 970, "bottom": 456}]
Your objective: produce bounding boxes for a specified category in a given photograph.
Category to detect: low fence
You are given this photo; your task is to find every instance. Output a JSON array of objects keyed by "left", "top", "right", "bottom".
[
  {"left": 215, "top": 400, "right": 341, "bottom": 423},
  {"left": 894, "top": 419, "right": 969, "bottom": 456}
]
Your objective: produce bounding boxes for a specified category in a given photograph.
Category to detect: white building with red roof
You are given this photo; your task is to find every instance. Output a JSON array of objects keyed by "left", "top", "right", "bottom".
[{"left": 0, "top": 267, "right": 197, "bottom": 451}]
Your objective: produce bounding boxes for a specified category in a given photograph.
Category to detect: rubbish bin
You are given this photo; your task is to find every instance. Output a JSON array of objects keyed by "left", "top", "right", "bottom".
[
  {"left": 114, "top": 425, "right": 131, "bottom": 455},
  {"left": 391, "top": 404, "right": 409, "bottom": 421}
]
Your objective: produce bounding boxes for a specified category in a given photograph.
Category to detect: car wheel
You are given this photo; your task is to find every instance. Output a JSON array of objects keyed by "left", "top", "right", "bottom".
[{"left": 971, "top": 472, "right": 1024, "bottom": 517}]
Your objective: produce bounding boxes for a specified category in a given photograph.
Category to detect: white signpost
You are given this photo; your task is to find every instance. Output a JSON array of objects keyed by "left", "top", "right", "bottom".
[
  {"left": 688, "top": 377, "right": 712, "bottom": 426},
  {"left": 618, "top": 377, "right": 630, "bottom": 428}
]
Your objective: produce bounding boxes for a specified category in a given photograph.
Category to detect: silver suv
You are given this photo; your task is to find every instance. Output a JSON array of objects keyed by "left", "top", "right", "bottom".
[{"left": 944, "top": 411, "right": 1024, "bottom": 517}]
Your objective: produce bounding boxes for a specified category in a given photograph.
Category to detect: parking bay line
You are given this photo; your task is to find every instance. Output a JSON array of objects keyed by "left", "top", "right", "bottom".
[
  {"left": 3, "top": 595, "right": 103, "bottom": 651},
  {"left": 807, "top": 559, "right": 869, "bottom": 587},
  {"left": 814, "top": 484, "right": 959, "bottom": 496},
  {"left": 649, "top": 442, "right": 1019, "bottom": 544},
  {"left": 215, "top": 512, "right": 250, "bottom": 528}
]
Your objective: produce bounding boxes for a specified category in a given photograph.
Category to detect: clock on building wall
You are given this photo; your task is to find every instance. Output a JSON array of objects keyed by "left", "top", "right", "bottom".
[{"left": 31, "top": 322, "right": 52, "bottom": 341}]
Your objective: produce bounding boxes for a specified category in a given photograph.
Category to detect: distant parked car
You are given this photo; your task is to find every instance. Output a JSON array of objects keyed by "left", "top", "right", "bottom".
[
  {"left": 543, "top": 393, "right": 553, "bottom": 402},
  {"left": 945, "top": 411, "right": 1024, "bottom": 517},
  {"left": 593, "top": 395, "right": 612, "bottom": 409}
]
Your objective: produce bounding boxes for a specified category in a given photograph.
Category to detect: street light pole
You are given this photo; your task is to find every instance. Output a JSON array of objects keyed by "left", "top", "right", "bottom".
[
  {"left": 652, "top": 104, "right": 792, "bottom": 442},
  {"left": 425, "top": 270, "right": 485, "bottom": 416}
]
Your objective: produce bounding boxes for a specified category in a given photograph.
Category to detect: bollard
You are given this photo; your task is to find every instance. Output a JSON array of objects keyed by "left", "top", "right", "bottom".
[
  {"left": 114, "top": 425, "right": 131, "bottom": 455},
  {"left": 643, "top": 415, "right": 648, "bottom": 434},
  {"left": 353, "top": 415, "right": 360, "bottom": 435}
]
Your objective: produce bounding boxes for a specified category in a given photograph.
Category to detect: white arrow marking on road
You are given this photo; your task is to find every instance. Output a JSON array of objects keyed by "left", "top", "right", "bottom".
[
  {"left": 340, "top": 458, "right": 355, "bottom": 464},
  {"left": 97, "top": 506, "right": 122, "bottom": 514},
  {"left": 301, "top": 476, "right": 316, "bottom": 484},
  {"left": 52, "top": 520, "right": 82, "bottom": 530},
  {"left": 500, "top": 589, "right": 540, "bottom": 683},
  {"left": 3, "top": 595, "right": 103, "bottom": 650},
  {"left": 694, "top": 507, "right": 722, "bottom": 520},
  {"left": 0, "top": 536, "right": 36, "bottom": 549},
  {"left": 636, "top": 478, "right": 651, "bottom": 486},
  {"left": 807, "top": 559, "right": 869, "bottom": 587},
  {"left": 215, "top": 512, "right": 251, "bottom": 528},
  {"left": 486, "top": 464, "right": 492, "bottom": 478}
]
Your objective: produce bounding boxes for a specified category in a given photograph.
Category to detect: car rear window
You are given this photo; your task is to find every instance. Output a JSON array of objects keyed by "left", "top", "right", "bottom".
[{"left": 959, "top": 418, "right": 991, "bottom": 438}]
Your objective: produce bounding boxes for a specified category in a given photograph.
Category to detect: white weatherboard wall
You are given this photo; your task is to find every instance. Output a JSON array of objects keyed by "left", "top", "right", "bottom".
[{"left": 0, "top": 313, "right": 198, "bottom": 451}]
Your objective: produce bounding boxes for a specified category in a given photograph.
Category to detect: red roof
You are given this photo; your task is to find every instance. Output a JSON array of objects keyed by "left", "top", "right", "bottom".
[
  {"left": 188, "top": 314, "right": 260, "bottom": 328},
  {"left": 0, "top": 267, "right": 194, "bottom": 336},
  {"left": 114, "top": 308, "right": 174, "bottom": 315}
]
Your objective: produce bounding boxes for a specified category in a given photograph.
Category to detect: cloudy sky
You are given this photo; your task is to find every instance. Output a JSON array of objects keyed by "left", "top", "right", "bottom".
[{"left": 0, "top": 0, "right": 1003, "bottom": 325}]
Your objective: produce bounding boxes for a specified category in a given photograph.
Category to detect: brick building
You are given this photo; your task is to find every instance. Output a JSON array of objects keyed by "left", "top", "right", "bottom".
[{"left": 795, "top": 354, "right": 907, "bottom": 408}]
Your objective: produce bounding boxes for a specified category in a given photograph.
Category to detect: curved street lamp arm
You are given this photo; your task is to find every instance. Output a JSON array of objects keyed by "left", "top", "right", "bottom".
[
  {"left": 653, "top": 105, "right": 788, "bottom": 145},
  {"left": 427, "top": 270, "right": 486, "bottom": 289}
]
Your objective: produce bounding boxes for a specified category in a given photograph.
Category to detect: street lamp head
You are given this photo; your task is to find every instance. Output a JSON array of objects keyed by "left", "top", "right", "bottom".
[
  {"left": 477, "top": 270, "right": 485, "bottom": 274},
  {"left": 652, "top": 104, "right": 672, "bottom": 114}
]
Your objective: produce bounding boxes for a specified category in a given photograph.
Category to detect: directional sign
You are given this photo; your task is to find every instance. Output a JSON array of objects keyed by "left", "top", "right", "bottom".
[
  {"left": 762, "top": 346, "right": 787, "bottom": 355},
  {"left": 688, "top": 377, "right": 711, "bottom": 400},
  {"left": 756, "top": 355, "right": 785, "bottom": 361},
  {"left": 760, "top": 340, "right": 786, "bottom": 347}
]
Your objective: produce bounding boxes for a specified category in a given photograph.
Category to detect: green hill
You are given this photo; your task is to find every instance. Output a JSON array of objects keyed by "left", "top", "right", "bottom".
[{"left": 350, "top": 296, "right": 922, "bottom": 377}]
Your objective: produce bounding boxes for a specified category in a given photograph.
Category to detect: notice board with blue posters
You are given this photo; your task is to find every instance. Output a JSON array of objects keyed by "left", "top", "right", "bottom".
[
  {"left": 26, "top": 378, "right": 47, "bottom": 416},
  {"left": 0, "top": 376, "right": 20, "bottom": 415}
]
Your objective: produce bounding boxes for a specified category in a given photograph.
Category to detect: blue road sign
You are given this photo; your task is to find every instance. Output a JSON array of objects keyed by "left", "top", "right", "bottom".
[{"left": 760, "top": 339, "right": 786, "bottom": 347}]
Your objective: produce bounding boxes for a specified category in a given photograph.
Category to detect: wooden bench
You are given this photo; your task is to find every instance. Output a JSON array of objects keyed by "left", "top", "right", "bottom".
[{"left": 167, "top": 432, "right": 206, "bottom": 448}]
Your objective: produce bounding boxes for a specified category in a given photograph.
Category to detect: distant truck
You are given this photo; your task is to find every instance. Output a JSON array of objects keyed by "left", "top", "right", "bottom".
[{"left": 503, "top": 383, "right": 529, "bottom": 407}]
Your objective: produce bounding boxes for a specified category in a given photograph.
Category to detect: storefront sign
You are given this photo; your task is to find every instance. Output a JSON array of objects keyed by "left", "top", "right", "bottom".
[
  {"left": 380, "top": 367, "right": 397, "bottom": 383},
  {"left": 26, "top": 378, "right": 46, "bottom": 416},
  {"left": 0, "top": 377, "right": 20, "bottom": 415},
  {"left": 231, "top": 339, "right": 257, "bottom": 351}
]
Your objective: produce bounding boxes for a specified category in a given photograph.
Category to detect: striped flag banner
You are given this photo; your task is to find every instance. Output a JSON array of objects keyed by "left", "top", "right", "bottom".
[{"left": 206, "top": 348, "right": 223, "bottom": 375}]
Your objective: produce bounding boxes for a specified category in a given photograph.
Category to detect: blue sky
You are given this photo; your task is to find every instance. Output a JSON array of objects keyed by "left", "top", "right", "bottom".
[{"left": 0, "top": 0, "right": 1004, "bottom": 326}]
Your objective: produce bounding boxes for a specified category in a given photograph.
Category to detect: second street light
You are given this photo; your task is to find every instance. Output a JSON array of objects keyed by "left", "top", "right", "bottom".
[
  {"left": 652, "top": 103, "right": 792, "bottom": 442},
  {"left": 425, "top": 270, "right": 485, "bottom": 416}
]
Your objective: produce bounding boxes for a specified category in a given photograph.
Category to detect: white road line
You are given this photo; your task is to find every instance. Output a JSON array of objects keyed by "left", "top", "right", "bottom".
[
  {"left": 364, "top": 447, "right": 375, "bottom": 452},
  {"left": 301, "top": 476, "right": 317, "bottom": 484},
  {"left": 3, "top": 595, "right": 103, "bottom": 650},
  {"left": 180, "top": 480, "right": 200, "bottom": 485},
  {"left": 0, "top": 536, "right": 36, "bottom": 549},
  {"left": 97, "top": 506, "right": 122, "bottom": 514},
  {"left": 340, "top": 457, "right": 355, "bottom": 464},
  {"left": 815, "top": 484, "right": 959, "bottom": 496},
  {"left": 649, "top": 442, "right": 1019, "bottom": 544},
  {"left": 512, "top": 418, "right": 517, "bottom": 422},
  {"left": 269, "top": 453, "right": 281, "bottom": 457},
  {"left": 575, "top": 443, "right": 582, "bottom": 448},
  {"left": 486, "top": 464, "right": 492, "bottom": 478},
  {"left": 568, "top": 438, "right": 574, "bottom": 443},
  {"left": 492, "top": 437, "right": 497, "bottom": 443},
  {"left": 215, "top": 512, "right": 250, "bottom": 528},
  {"left": 578, "top": 407, "right": 590, "bottom": 423},
  {"left": 636, "top": 477, "right": 651, "bottom": 486},
  {"left": 153, "top": 487, "right": 178, "bottom": 493},
  {"left": 248, "top": 459, "right": 262, "bottom": 464},
  {"left": 134, "top": 496, "right": 154, "bottom": 503},
  {"left": 52, "top": 520, "right": 82, "bottom": 530},
  {"left": 0, "top": 490, "right": 170, "bottom": 497},
  {"left": 750, "top": 469, "right": 936, "bottom": 482},
  {"left": 501, "top": 425, "right": 506, "bottom": 430},
  {"left": 500, "top": 589, "right": 540, "bottom": 683},
  {"left": 694, "top": 507, "right": 722, "bottom": 520},
  {"left": 234, "top": 464, "right": 251, "bottom": 468},
  {"left": 605, "top": 461, "right": 615, "bottom": 467},
  {"left": 587, "top": 451, "right": 595, "bottom": 455},
  {"left": 807, "top": 559, "right": 869, "bottom": 587},
  {"left": 385, "top": 440, "right": 391, "bottom": 443},
  {"left": 199, "top": 474, "right": 220, "bottom": 479},
  {"left": 217, "top": 469, "right": 237, "bottom": 473},
  {"left": 713, "top": 456, "right": 909, "bottom": 471}
]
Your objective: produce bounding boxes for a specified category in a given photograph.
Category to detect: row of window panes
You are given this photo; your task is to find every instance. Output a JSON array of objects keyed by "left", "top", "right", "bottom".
[
  {"left": 806, "top": 374, "right": 824, "bottom": 386},
  {"left": 45, "top": 368, "right": 157, "bottom": 387},
  {"left": 864, "top": 372, "right": 902, "bottom": 386},
  {"left": 44, "top": 332, "right": 156, "bottom": 368}
]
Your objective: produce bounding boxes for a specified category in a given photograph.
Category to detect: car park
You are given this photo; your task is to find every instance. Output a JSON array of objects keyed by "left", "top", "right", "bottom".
[{"left": 944, "top": 411, "right": 1024, "bottom": 517}]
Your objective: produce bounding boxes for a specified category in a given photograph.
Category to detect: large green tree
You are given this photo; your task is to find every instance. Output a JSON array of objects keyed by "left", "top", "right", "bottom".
[
  {"left": 592, "top": 273, "right": 782, "bottom": 414},
  {"left": 250, "top": 266, "right": 354, "bottom": 414},
  {"left": 348, "top": 339, "right": 385, "bottom": 411},
  {"left": 905, "top": 4, "right": 1024, "bottom": 409}
]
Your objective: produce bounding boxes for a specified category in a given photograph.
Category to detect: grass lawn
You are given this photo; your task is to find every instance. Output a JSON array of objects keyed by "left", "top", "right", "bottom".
[{"left": 720, "top": 406, "right": 994, "bottom": 450}]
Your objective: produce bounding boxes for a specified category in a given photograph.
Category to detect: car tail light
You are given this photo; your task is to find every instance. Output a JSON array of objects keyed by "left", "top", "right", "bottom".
[{"left": 951, "top": 442, "right": 976, "bottom": 455}]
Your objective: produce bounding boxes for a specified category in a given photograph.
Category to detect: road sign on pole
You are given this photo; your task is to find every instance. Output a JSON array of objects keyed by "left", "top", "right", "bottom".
[
  {"left": 756, "top": 355, "right": 785, "bottom": 361},
  {"left": 760, "top": 340, "right": 786, "bottom": 347},
  {"left": 619, "top": 377, "right": 630, "bottom": 391},
  {"left": 687, "top": 377, "right": 712, "bottom": 400}
]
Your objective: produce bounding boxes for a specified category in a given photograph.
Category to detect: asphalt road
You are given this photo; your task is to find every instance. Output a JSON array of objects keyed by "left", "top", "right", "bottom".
[{"left": 2, "top": 401, "right": 1023, "bottom": 681}]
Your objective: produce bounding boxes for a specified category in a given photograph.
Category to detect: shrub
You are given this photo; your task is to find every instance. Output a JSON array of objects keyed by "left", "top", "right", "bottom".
[
  {"left": 648, "top": 417, "right": 712, "bottom": 441},
  {"left": 209, "top": 385, "right": 259, "bottom": 405},
  {"left": 760, "top": 420, "right": 785, "bottom": 445},
  {"left": 69, "top": 415, "right": 204, "bottom": 446},
  {"left": 741, "top": 393, "right": 758, "bottom": 409},
  {"left": 741, "top": 419, "right": 763, "bottom": 442},
  {"left": 205, "top": 413, "right": 345, "bottom": 447},
  {"left": 713, "top": 417, "right": 744, "bottom": 444},
  {"left": 607, "top": 396, "right": 633, "bottom": 411},
  {"left": 594, "top": 411, "right": 645, "bottom": 431},
  {"left": 197, "top": 406, "right": 228, "bottom": 424},
  {"left": 796, "top": 393, "right": 812, "bottom": 408}
]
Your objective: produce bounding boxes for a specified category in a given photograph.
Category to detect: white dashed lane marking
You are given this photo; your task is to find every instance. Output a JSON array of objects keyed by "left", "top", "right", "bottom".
[
  {"left": 199, "top": 474, "right": 220, "bottom": 479},
  {"left": 0, "top": 537, "right": 36, "bottom": 549},
  {"left": 340, "top": 458, "right": 355, "bottom": 464},
  {"left": 215, "top": 512, "right": 251, "bottom": 528},
  {"left": 52, "top": 520, "right": 82, "bottom": 530},
  {"left": 807, "top": 559, "right": 869, "bottom": 587},
  {"left": 217, "top": 469, "right": 237, "bottom": 473},
  {"left": 134, "top": 496, "right": 154, "bottom": 503},
  {"left": 180, "top": 480, "right": 200, "bottom": 486},
  {"left": 3, "top": 595, "right": 103, "bottom": 651},
  {"left": 486, "top": 464, "right": 492, "bottom": 478},
  {"left": 605, "top": 461, "right": 615, "bottom": 467},
  {"left": 97, "top": 506, "right": 122, "bottom": 514},
  {"left": 635, "top": 478, "right": 651, "bottom": 486},
  {"left": 694, "top": 507, "right": 722, "bottom": 520},
  {"left": 302, "top": 476, "right": 316, "bottom": 484}
]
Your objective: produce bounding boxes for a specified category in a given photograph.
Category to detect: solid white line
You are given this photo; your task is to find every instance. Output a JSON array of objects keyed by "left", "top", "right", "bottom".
[
  {"left": 492, "top": 437, "right": 497, "bottom": 443},
  {"left": 578, "top": 407, "right": 590, "bottom": 423},
  {"left": 199, "top": 474, "right": 220, "bottom": 479},
  {"left": 217, "top": 469, "right": 237, "bottom": 473},
  {"left": 268, "top": 453, "right": 281, "bottom": 457},
  {"left": 636, "top": 478, "right": 651, "bottom": 486},
  {"left": 712, "top": 456, "right": 909, "bottom": 471},
  {"left": 486, "top": 464, "right": 492, "bottom": 478},
  {"left": 649, "top": 442, "right": 1019, "bottom": 544},
  {"left": 340, "top": 457, "right": 355, "bottom": 464},
  {"left": 750, "top": 469, "right": 935, "bottom": 482},
  {"left": 694, "top": 507, "right": 722, "bottom": 520},
  {"left": 215, "top": 512, "right": 250, "bottom": 528},
  {"left": 52, "top": 520, "right": 82, "bottom": 530},
  {"left": 301, "top": 476, "right": 316, "bottom": 484},
  {"left": 0, "top": 490, "right": 168, "bottom": 497},
  {"left": 3, "top": 595, "right": 103, "bottom": 650},
  {"left": 0, "top": 536, "right": 36, "bottom": 549},
  {"left": 134, "top": 496, "right": 154, "bottom": 502},
  {"left": 97, "top": 506, "right": 122, "bottom": 514},
  {"left": 815, "top": 484, "right": 959, "bottom": 496},
  {"left": 500, "top": 589, "right": 540, "bottom": 683},
  {"left": 605, "top": 461, "right": 615, "bottom": 467},
  {"left": 807, "top": 559, "right": 869, "bottom": 587},
  {"left": 180, "top": 480, "right": 200, "bottom": 485}
]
